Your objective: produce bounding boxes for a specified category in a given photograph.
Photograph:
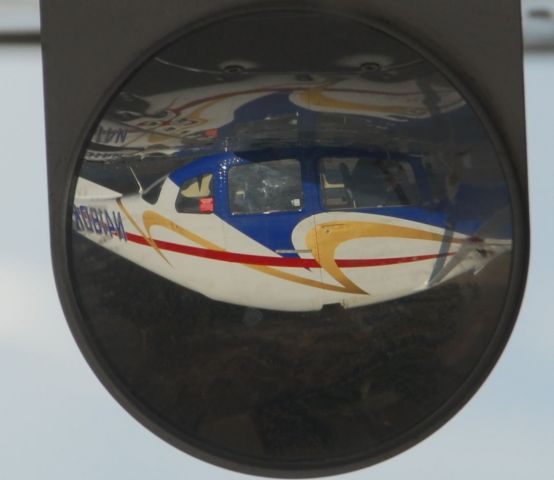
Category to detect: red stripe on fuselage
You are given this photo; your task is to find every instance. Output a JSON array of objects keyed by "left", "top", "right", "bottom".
[{"left": 126, "top": 232, "right": 453, "bottom": 268}]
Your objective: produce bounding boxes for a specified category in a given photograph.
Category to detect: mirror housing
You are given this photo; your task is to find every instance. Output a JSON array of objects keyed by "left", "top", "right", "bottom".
[{"left": 41, "top": 1, "right": 528, "bottom": 477}]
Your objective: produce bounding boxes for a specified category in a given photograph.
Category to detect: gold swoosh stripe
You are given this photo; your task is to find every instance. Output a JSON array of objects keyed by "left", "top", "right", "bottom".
[
  {"left": 116, "top": 198, "right": 170, "bottom": 264},
  {"left": 139, "top": 209, "right": 365, "bottom": 294},
  {"left": 306, "top": 221, "right": 464, "bottom": 295},
  {"left": 299, "top": 86, "right": 463, "bottom": 116}
]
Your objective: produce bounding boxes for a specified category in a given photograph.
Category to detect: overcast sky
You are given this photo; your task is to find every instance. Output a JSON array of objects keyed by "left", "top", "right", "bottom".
[{"left": 0, "top": 10, "right": 553, "bottom": 480}]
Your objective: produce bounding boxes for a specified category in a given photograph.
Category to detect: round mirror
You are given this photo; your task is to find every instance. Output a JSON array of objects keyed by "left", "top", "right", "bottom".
[{"left": 68, "top": 9, "right": 523, "bottom": 477}]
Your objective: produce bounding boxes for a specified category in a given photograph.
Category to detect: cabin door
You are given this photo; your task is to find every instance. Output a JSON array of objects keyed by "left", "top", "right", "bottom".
[{"left": 219, "top": 156, "right": 324, "bottom": 310}]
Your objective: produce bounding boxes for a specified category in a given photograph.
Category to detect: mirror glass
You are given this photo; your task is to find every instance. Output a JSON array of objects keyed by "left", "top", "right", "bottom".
[{"left": 69, "top": 10, "right": 518, "bottom": 475}]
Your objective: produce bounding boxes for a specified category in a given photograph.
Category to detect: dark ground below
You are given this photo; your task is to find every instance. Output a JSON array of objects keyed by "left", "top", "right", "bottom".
[{"left": 71, "top": 233, "right": 512, "bottom": 469}]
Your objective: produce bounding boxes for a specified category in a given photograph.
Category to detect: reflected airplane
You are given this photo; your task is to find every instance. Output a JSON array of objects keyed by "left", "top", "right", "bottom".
[
  {"left": 73, "top": 147, "right": 511, "bottom": 311},
  {"left": 84, "top": 73, "right": 465, "bottom": 162}
]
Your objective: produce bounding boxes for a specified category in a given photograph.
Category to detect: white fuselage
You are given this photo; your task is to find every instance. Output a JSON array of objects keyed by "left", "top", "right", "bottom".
[{"left": 73, "top": 177, "right": 510, "bottom": 312}]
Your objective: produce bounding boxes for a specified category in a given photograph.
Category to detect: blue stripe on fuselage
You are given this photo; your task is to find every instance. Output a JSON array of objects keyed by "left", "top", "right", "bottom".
[{"left": 166, "top": 149, "right": 511, "bottom": 257}]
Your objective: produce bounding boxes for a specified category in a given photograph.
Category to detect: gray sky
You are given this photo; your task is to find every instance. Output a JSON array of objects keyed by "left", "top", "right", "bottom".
[
  {"left": 0, "top": 0, "right": 39, "bottom": 32},
  {"left": 0, "top": 14, "right": 553, "bottom": 480}
]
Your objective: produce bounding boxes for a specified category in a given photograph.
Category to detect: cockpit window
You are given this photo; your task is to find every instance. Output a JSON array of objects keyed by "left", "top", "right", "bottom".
[
  {"left": 319, "top": 157, "right": 419, "bottom": 209},
  {"left": 141, "top": 176, "right": 166, "bottom": 205},
  {"left": 229, "top": 159, "right": 303, "bottom": 215},
  {"left": 176, "top": 173, "right": 214, "bottom": 213}
]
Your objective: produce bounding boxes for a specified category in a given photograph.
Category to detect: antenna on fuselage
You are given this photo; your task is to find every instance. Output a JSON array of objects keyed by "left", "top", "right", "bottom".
[{"left": 129, "top": 166, "right": 144, "bottom": 194}]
